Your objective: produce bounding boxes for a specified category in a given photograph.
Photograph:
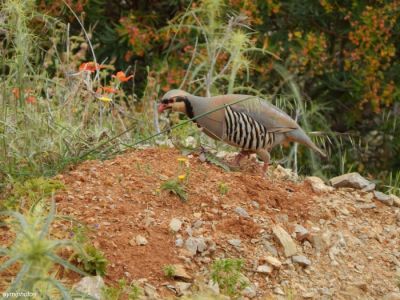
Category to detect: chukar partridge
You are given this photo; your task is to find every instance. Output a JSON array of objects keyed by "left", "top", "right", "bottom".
[{"left": 158, "top": 89, "right": 326, "bottom": 171}]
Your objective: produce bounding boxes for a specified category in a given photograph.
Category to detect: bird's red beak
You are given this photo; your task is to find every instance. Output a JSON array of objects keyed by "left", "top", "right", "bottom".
[{"left": 158, "top": 103, "right": 167, "bottom": 113}]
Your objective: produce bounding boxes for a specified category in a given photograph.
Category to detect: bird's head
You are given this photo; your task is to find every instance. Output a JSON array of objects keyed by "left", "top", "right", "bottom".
[{"left": 157, "top": 89, "right": 191, "bottom": 114}]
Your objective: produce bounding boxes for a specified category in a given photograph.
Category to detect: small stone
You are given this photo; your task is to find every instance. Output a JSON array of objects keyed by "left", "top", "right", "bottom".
[
  {"left": 256, "top": 264, "right": 273, "bottom": 274},
  {"left": 273, "top": 286, "right": 285, "bottom": 295},
  {"left": 272, "top": 225, "right": 297, "bottom": 257},
  {"left": 228, "top": 239, "right": 242, "bottom": 247},
  {"left": 234, "top": 207, "right": 250, "bottom": 218},
  {"left": 175, "top": 238, "right": 184, "bottom": 247},
  {"left": 196, "top": 237, "right": 207, "bottom": 252},
  {"left": 292, "top": 255, "right": 311, "bottom": 266},
  {"left": 169, "top": 218, "right": 183, "bottom": 232},
  {"left": 175, "top": 282, "right": 192, "bottom": 295},
  {"left": 185, "top": 237, "right": 207, "bottom": 254},
  {"left": 391, "top": 194, "right": 400, "bottom": 207},
  {"left": 302, "top": 291, "right": 316, "bottom": 298},
  {"left": 357, "top": 203, "right": 377, "bottom": 209},
  {"left": 170, "top": 264, "right": 192, "bottom": 282},
  {"left": 383, "top": 292, "right": 400, "bottom": 300},
  {"left": 329, "top": 172, "right": 374, "bottom": 190},
  {"left": 144, "top": 283, "right": 160, "bottom": 299},
  {"left": 374, "top": 191, "right": 393, "bottom": 206},
  {"left": 192, "top": 220, "right": 203, "bottom": 229},
  {"left": 294, "top": 224, "right": 309, "bottom": 241},
  {"left": 208, "top": 280, "right": 220, "bottom": 294},
  {"left": 251, "top": 201, "right": 260, "bottom": 209},
  {"left": 362, "top": 183, "right": 376, "bottom": 192},
  {"left": 242, "top": 284, "right": 257, "bottom": 298},
  {"left": 135, "top": 235, "right": 148, "bottom": 246},
  {"left": 73, "top": 276, "right": 104, "bottom": 300},
  {"left": 264, "top": 256, "right": 282, "bottom": 269},
  {"left": 305, "top": 176, "right": 334, "bottom": 193}
]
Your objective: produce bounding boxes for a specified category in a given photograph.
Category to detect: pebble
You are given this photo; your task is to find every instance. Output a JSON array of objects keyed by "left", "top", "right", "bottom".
[
  {"left": 305, "top": 176, "right": 334, "bottom": 193},
  {"left": 175, "top": 238, "right": 184, "bottom": 247},
  {"left": 374, "top": 191, "right": 393, "bottom": 206},
  {"left": 234, "top": 206, "right": 250, "bottom": 218},
  {"left": 294, "top": 224, "right": 309, "bottom": 241},
  {"left": 73, "top": 276, "right": 104, "bottom": 300},
  {"left": 265, "top": 256, "right": 282, "bottom": 269},
  {"left": 273, "top": 286, "right": 285, "bottom": 295},
  {"left": 169, "top": 218, "right": 183, "bottom": 232},
  {"left": 144, "top": 283, "right": 160, "bottom": 299},
  {"left": 256, "top": 264, "right": 273, "bottom": 274},
  {"left": 329, "top": 172, "right": 375, "bottom": 190},
  {"left": 185, "top": 237, "right": 207, "bottom": 254},
  {"left": 251, "top": 201, "right": 260, "bottom": 209},
  {"left": 391, "top": 194, "right": 400, "bottom": 207},
  {"left": 170, "top": 264, "right": 192, "bottom": 282},
  {"left": 135, "top": 235, "right": 148, "bottom": 246},
  {"left": 383, "top": 292, "right": 400, "bottom": 300},
  {"left": 292, "top": 255, "right": 311, "bottom": 266},
  {"left": 228, "top": 239, "right": 242, "bottom": 247},
  {"left": 272, "top": 225, "right": 297, "bottom": 257}
]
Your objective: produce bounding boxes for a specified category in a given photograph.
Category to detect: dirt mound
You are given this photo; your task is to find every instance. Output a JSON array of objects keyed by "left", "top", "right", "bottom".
[{"left": 54, "top": 148, "right": 400, "bottom": 299}]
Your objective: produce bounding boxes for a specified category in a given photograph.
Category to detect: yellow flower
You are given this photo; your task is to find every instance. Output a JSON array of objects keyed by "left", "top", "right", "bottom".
[
  {"left": 178, "top": 174, "right": 186, "bottom": 181},
  {"left": 98, "top": 96, "right": 112, "bottom": 103},
  {"left": 177, "top": 157, "right": 188, "bottom": 163}
]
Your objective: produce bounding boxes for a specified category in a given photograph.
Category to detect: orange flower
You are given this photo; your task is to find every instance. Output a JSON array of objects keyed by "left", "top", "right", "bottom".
[
  {"left": 12, "top": 87, "right": 20, "bottom": 99},
  {"left": 79, "top": 62, "right": 105, "bottom": 73},
  {"left": 102, "top": 86, "right": 118, "bottom": 93},
  {"left": 25, "top": 95, "right": 36, "bottom": 104},
  {"left": 112, "top": 71, "right": 133, "bottom": 82}
]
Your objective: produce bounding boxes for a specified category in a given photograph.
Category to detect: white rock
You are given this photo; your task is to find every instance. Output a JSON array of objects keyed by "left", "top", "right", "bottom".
[
  {"left": 292, "top": 255, "right": 311, "bottom": 266},
  {"left": 208, "top": 280, "right": 220, "bottom": 294},
  {"left": 170, "top": 264, "right": 192, "bottom": 281},
  {"left": 234, "top": 206, "right": 250, "bottom": 218},
  {"left": 228, "top": 239, "right": 242, "bottom": 247},
  {"left": 184, "top": 136, "right": 197, "bottom": 148},
  {"left": 305, "top": 176, "right": 334, "bottom": 193},
  {"left": 383, "top": 292, "right": 400, "bottom": 300},
  {"left": 185, "top": 237, "right": 207, "bottom": 254},
  {"left": 144, "top": 283, "right": 160, "bottom": 299},
  {"left": 272, "top": 225, "right": 297, "bottom": 257},
  {"left": 329, "top": 172, "right": 375, "bottom": 190},
  {"left": 256, "top": 264, "right": 273, "bottom": 274},
  {"left": 73, "top": 276, "right": 104, "bottom": 300},
  {"left": 374, "top": 191, "right": 393, "bottom": 206},
  {"left": 273, "top": 165, "right": 298, "bottom": 181},
  {"left": 242, "top": 284, "right": 257, "bottom": 298},
  {"left": 265, "top": 256, "right": 282, "bottom": 269},
  {"left": 273, "top": 286, "right": 285, "bottom": 295},
  {"left": 175, "top": 238, "right": 184, "bottom": 247},
  {"left": 135, "top": 235, "right": 148, "bottom": 246},
  {"left": 294, "top": 224, "right": 309, "bottom": 240},
  {"left": 169, "top": 218, "right": 183, "bottom": 232},
  {"left": 391, "top": 194, "right": 400, "bottom": 207},
  {"left": 175, "top": 282, "right": 192, "bottom": 295}
]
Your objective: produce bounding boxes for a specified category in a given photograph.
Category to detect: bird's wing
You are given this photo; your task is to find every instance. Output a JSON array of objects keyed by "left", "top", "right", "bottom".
[{"left": 211, "top": 94, "right": 299, "bottom": 133}]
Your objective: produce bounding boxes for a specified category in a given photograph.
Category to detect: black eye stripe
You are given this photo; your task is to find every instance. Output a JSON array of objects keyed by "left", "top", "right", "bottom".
[{"left": 161, "top": 96, "right": 188, "bottom": 104}]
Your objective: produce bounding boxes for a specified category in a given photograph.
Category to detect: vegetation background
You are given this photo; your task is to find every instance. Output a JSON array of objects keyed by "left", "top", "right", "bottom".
[
  {"left": 0, "top": 0, "right": 399, "bottom": 298},
  {"left": 1, "top": 0, "right": 400, "bottom": 192}
]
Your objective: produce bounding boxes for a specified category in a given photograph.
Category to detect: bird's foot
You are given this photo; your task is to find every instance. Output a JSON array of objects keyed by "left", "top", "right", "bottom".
[{"left": 233, "top": 150, "right": 252, "bottom": 167}]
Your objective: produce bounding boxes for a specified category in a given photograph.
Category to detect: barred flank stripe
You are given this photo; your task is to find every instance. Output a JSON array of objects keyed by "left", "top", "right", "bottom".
[{"left": 224, "top": 106, "right": 274, "bottom": 150}]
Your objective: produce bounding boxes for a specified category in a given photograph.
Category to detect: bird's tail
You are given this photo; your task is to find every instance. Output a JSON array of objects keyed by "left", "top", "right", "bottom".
[{"left": 286, "top": 129, "right": 327, "bottom": 158}]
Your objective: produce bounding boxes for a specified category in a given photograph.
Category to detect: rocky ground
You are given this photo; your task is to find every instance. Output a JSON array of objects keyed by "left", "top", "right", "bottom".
[{"left": 47, "top": 148, "right": 400, "bottom": 299}]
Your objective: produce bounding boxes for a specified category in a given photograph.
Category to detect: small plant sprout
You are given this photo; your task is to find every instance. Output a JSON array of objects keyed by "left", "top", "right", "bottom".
[
  {"left": 0, "top": 200, "right": 87, "bottom": 299},
  {"left": 163, "top": 264, "right": 177, "bottom": 278},
  {"left": 211, "top": 258, "right": 248, "bottom": 298},
  {"left": 161, "top": 179, "right": 188, "bottom": 202},
  {"left": 218, "top": 182, "right": 229, "bottom": 195}
]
